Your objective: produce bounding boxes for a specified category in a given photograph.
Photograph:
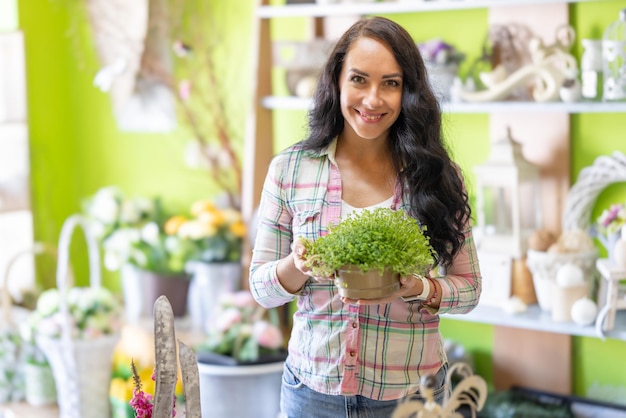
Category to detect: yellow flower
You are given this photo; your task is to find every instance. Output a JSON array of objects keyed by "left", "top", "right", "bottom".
[
  {"left": 222, "top": 208, "right": 242, "bottom": 223},
  {"left": 191, "top": 200, "right": 216, "bottom": 217},
  {"left": 198, "top": 209, "right": 225, "bottom": 228},
  {"left": 165, "top": 215, "right": 188, "bottom": 235},
  {"left": 109, "top": 377, "right": 134, "bottom": 401},
  {"left": 229, "top": 220, "right": 247, "bottom": 238},
  {"left": 178, "top": 219, "right": 217, "bottom": 239}
]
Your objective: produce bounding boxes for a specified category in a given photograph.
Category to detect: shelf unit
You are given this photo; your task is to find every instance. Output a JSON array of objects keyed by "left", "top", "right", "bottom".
[
  {"left": 262, "top": 95, "right": 626, "bottom": 113},
  {"left": 242, "top": 0, "right": 626, "bottom": 393},
  {"left": 245, "top": 0, "right": 626, "bottom": 345},
  {"left": 257, "top": 0, "right": 603, "bottom": 18},
  {"left": 444, "top": 303, "right": 626, "bottom": 341}
]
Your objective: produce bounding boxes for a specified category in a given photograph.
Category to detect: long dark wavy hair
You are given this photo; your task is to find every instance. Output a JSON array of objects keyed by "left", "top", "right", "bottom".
[{"left": 301, "top": 16, "right": 471, "bottom": 268}]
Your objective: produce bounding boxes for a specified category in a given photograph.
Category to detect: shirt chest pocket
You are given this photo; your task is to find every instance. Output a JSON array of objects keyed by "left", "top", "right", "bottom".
[{"left": 292, "top": 209, "right": 321, "bottom": 241}]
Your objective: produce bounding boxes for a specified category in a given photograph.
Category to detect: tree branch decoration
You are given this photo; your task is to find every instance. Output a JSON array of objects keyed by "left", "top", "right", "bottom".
[{"left": 85, "top": 0, "right": 243, "bottom": 208}]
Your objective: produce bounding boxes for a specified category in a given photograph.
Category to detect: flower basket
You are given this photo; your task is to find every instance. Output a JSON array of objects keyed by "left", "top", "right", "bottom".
[
  {"left": 0, "top": 243, "right": 56, "bottom": 404},
  {"left": 35, "top": 214, "right": 121, "bottom": 418}
]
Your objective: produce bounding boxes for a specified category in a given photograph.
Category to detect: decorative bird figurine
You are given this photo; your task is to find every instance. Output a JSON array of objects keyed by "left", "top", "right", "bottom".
[{"left": 391, "top": 362, "right": 488, "bottom": 418}]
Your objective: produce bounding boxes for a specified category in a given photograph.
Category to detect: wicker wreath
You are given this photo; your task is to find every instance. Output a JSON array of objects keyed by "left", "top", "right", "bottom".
[{"left": 563, "top": 151, "right": 626, "bottom": 232}]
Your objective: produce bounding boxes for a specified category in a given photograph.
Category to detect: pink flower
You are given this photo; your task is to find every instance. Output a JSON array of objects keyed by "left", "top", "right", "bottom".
[
  {"left": 172, "top": 40, "right": 191, "bottom": 57},
  {"left": 232, "top": 290, "right": 256, "bottom": 308},
  {"left": 253, "top": 320, "right": 283, "bottom": 349},
  {"left": 214, "top": 307, "right": 242, "bottom": 332},
  {"left": 130, "top": 389, "right": 154, "bottom": 418},
  {"left": 178, "top": 80, "right": 191, "bottom": 101}
]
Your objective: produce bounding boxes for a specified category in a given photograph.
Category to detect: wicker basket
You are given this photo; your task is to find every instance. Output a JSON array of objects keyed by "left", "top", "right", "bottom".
[
  {"left": 35, "top": 214, "right": 120, "bottom": 418},
  {"left": 526, "top": 249, "right": 597, "bottom": 312},
  {"left": 1, "top": 243, "right": 60, "bottom": 404},
  {"left": 526, "top": 151, "right": 626, "bottom": 312}
]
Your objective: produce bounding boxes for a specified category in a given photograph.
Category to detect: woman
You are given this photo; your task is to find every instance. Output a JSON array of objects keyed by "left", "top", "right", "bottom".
[{"left": 249, "top": 16, "right": 481, "bottom": 418}]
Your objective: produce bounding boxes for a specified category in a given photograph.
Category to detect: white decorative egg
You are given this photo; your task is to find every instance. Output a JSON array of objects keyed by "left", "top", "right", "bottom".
[
  {"left": 571, "top": 297, "right": 598, "bottom": 326},
  {"left": 556, "top": 263, "right": 585, "bottom": 287}
]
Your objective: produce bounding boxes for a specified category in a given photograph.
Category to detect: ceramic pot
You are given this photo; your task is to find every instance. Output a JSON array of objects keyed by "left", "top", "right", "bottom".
[
  {"left": 551, "top": 281, "right": 589, "bottom": 322},
  {"left": 137, "top": 269, "right": 191, "bottom": 317},
  {"left": 24, "top": 362, "right": 57, "bottom": 406},
  {"left": 197, "top": 361, "right": 283, "bottom": 418},
  {"left": 334, "top": 266, "right": 399, "bottom": 299}
]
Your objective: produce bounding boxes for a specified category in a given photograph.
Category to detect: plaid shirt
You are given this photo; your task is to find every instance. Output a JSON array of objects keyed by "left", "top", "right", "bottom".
[{"left": 249, "top": 139, "right": 482, "bottom": 401}]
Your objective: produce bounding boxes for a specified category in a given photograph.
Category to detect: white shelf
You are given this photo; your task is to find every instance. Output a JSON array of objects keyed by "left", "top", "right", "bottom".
[
  {"left": 259, "top": 0, "right": 603, "bottom": 18},
  {"left": 443, "top": 303, "right": 626, "bottom": 341},
  {"left": 261, "top": 95, "right": 626, "bottom": 113},
  {"left": 443, "top": 101, "right": 626, "bottom": 114}
]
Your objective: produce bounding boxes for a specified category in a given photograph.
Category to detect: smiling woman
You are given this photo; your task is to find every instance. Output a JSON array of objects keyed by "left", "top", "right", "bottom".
[{"left": 249, "top": 16, "right": 481, "bottom": 418}]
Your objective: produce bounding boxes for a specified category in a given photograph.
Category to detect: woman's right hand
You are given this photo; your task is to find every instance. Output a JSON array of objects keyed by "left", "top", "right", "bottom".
[{"left": 292, "top": 239, "right": 333, "bottom": 283}]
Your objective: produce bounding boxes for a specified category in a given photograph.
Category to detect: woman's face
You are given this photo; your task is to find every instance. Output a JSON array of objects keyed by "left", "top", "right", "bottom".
[{"left": 338, "top": 36, "right": 403, "bottom": 142}]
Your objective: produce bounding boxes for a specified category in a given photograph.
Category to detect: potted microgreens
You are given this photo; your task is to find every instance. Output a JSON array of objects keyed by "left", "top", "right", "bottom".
[{"left": 302, "top": 208, "right": 435, "bottom": 299}]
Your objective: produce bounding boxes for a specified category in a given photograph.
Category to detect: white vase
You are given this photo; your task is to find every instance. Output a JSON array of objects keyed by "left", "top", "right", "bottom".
[
  {"left": 120, "top": 264, "right": 143, "bottom": 323},
  {"left": 186, "top": 261, "right": 242, "bottom": 332},
  {"left": 613, "top": 225, "right": 626, "bottom": 269}
]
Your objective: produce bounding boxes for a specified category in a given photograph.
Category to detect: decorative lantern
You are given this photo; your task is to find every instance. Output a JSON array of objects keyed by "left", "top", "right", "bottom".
[{"left": 473, "top": 127, "right": 542, "bottom": 259}]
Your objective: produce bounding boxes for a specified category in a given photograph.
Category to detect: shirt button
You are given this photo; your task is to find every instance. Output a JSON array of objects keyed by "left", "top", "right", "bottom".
[
  {"left": 350, "top": 351, "right": 355, "bottom": 357},
  {"left": 352, "top": 322, "right": 357, "bottom": 329}
]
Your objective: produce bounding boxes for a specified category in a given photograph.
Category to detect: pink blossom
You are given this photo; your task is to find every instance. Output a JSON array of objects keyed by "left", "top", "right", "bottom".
[
  {"left": 130, "top": 388, "right": 153, "bottom": 418},
  {"left": 231, "top": 290, "right": 256, "bottom": 308},
  {"left": 178, "top": 80, "right": 191, "bottom": 101},
  {"left": 253, "top": 320, "right": 283, "bottom": 349},
  {"left": 172, "top": 40, "right": 191, "bottom": 57},
  {"left": 215, "top": 307, "right": 242, "bottom": 332}
]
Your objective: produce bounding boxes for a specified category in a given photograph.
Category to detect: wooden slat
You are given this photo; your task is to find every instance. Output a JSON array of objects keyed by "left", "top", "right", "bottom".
[{"left": 493, "top": 326, "right": 571, "bottom": 394}]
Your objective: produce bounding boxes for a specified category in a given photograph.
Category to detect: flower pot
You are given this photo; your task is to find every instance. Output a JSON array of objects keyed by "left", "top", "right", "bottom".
[
  {"left": 137, "top": 269, "right": 191, "bottom": 317},
  {"left": 185, "top": 261, "right": 242, "bottom": 331},
  {"left": 23, "top": 362, "right": 57, "bottom": 406},
  {"left": 197, "top": 361, "right": 283, "bottom": 418},
  {"left": 335, "top": 266, "right": 400, "bottom": 299}
]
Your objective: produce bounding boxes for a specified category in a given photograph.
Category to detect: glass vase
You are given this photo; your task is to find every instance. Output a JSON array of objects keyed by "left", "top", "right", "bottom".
[{"left": 602, "top": 8, "right": 626, "bottom": 101}]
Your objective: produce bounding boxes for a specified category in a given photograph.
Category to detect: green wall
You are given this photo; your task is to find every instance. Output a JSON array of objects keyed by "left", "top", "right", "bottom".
[
  {"left": 18, "top": 0, "right": 253, "bottom": 289},
  {"left": 17, "top": 0, "right": 626, "bottom": 405}
]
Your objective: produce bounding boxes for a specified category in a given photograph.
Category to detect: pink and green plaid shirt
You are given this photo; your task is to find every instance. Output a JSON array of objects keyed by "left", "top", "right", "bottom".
[{"left": 249, "top": 139, "right": 482, "bottom": 401}]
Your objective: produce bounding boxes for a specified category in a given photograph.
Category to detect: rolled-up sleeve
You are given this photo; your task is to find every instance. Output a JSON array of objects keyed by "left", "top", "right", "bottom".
[
  {"left": 429, "top": 220, "right": 482, "bottom": 315},
  {"left": 249, "top": 155, "right": 299, "bottom": 308}
]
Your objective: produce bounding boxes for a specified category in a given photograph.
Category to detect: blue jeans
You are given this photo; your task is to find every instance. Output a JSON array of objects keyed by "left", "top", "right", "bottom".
[{"left": 279, "top": 363, "right": 449, "bottom": 418}]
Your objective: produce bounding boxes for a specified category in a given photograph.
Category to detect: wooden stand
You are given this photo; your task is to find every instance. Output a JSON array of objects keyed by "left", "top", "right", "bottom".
[{"left": 596, "top": 259, "right": 626, "bottom": 333}]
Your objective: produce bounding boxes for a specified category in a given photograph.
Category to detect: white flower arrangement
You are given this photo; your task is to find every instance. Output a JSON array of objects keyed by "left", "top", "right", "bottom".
[
  {"left": 83, "top": 186, "right": 192, "bottom": 274},
  {"left": 22, "top": 287, "right": 123, "bottom": 341}
]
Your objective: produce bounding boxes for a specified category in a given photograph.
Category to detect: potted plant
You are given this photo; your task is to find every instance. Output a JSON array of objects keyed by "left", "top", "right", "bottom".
[
  {"left": 83, "top": 186, "right": 197, "bottom": 319},
  {"left": 23, "top": 285, "right": 124, "bottom": 418},
  {"left": 302, "top": 208, "right": 435, "bottom": 299},
  {"left": 191, "top": 290, "right": 286, "bottom": 418},
  {"left": 165, "top": 199, "right": 247, "bottom": 331},
  {"left": 194, "top": 290, "right": 284, "bottom": 365}
]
